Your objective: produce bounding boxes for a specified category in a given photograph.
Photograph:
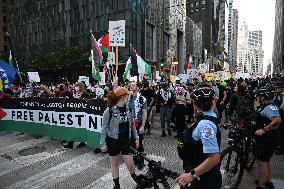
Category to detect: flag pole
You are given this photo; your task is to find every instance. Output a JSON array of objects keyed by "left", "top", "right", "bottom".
[
  {"left": 5, "top": 32, "right": 22, "bottom": 82},
  {"left": 111, "top": 46, "right": 114, "bottom": 81},
  {"left": 115, "top": 46, "right": 118, "bottom": 78}
]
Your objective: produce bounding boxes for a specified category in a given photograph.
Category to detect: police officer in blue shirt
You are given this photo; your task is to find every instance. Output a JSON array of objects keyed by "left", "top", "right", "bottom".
[
  {"left": 254, "top": 87, "right": 282, "bottom": 189},
  {"left": 176, "top": 87, "right": 221, "bottom": 189},
  {"left": 273, "top": 81, "right": 284, "bottom": 155}
]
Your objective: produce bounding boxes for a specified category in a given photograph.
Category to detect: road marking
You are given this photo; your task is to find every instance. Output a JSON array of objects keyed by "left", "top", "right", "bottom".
[
  {"left": 0, "top": 136, "right": 51, "bottom": 154},
  {"left": 6, "top": 152, "right": 108, "bottom": 189},
  {"left": 0, "top": 148, "right": 69, "bottom": 177}
]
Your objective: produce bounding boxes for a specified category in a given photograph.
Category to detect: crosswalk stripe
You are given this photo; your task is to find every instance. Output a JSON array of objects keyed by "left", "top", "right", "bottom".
[
  {"left": 0, "top": 136, "right": 51, "bottom": 154},
  {"left": 6, "top": 152, "right": 108, "bottom": 189},
  {"left": 0, "top": 132, "right": 24, "bottom": 140},
  {"left": 83, "top": 154, "right": 167, "bottom": 189},
  {"left": 0, "top": 148, "right": 69, "bottom": 177}
]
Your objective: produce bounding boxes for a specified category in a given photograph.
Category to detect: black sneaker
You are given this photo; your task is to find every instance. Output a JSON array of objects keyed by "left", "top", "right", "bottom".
[
  {"left": 161, "top": 131, "right": 166, "bottom": 137},
  {"left": 256, "top": 187, "right": 266, "bottom": 189},
  {"left": 275, "top": 148, "right": 284, "bottom": 155},
  {"left": 145, "top": 130, "right": 151, "bottom": 135},
  {"left": 77, "top": 142, "right": 86, "bottom": 148},
  {"left": 266, "top": 182, "right": 275, "bottom": 189},
  {"left": 255, "top": 180, "right": 275, "bottom": 189},
  {"left": 63, "top": 141, "right": 73, "bottom": 149},
  {"left": 113, "top": 185, "right": 121, "bottom": 189},
  {"left": 167, "top": 129, "right": 172, "bottom": 136},
  {"left": 131, "top": 173, "right": 140, "bottom": 184}
]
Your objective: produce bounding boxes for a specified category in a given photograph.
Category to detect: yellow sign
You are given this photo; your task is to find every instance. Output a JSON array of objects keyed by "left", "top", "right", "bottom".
[
  {"left": 170, "top": 75, "right": 179, "bottom": 82},
  {"left": 0, "top": 79, "right": 3, "bottom": 91}
]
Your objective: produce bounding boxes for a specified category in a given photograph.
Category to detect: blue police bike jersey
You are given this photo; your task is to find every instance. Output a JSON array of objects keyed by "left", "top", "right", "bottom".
[{"left": 192, "top": 110, "right": 219, "bottom": 154}]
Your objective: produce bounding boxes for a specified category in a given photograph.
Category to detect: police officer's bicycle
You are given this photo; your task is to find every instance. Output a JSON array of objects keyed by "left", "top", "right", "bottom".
[
  {"left": 130, "top": 147, "right": 179, "bottom": 189},
  {"left": 220, "top": 118, "right": 256, "bottom": 189}
]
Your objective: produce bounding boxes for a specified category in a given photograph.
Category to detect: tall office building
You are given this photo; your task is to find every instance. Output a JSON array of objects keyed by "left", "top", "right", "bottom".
[
  {"left": 237, "top": 21, "right": 263, "bottom": 76},
  {"left": 227, "top": 0, "right": 238, "bottom": 72},
  {"left": 272, "top": 0, "right": 284, "bottom": 74},
  {"left": 186, "top": 0, "right": 220, "bottom": 65},
  {"left": 0, "top": 0, "right": 9, "bottom": 58},
  {"left": 248, "top": 30, "right": 263, "bottom": 48},
  {"left": 6, "top": 0, "right": 199, "bottom": 78}
]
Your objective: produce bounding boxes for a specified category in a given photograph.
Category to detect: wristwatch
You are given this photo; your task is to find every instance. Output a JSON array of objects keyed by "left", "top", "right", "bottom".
[{"left": 190, "top": 169, "right": 200, "bottom": 180}]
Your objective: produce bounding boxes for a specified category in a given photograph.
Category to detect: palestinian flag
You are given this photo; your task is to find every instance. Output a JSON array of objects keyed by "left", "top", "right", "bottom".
[
  {"left": 98, "top": 33, "right": 111, "bottom": 54},
  {"left": 123, "top": 46, "right": 152, "bottom": 81},
  {"left": 90, "top": 32, "right": 102, "bottom": 81}
]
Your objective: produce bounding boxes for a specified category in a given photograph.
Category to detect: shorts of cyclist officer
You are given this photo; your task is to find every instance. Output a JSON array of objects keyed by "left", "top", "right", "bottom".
[{"left": 255, "top": 129, "right": 278, "bottom": 162}]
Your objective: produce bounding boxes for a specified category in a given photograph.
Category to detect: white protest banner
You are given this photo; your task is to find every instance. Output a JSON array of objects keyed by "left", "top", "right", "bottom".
[
  {"left": 78, "top": 76, "right": 90, "bottom": 86},
  {"left": 108, "top": 52, "right": 115, "bottom": 65},
  {"left": 109, "top": 20, "right": 126, "bottom": 47},
  {"left": 155, "top": 71, "right": 161, "bottom": 80},
  {"left": 27, "top": 72, "right": 40, "bottom": 82},
  {"left": 178, "top": 74, "right": 188, "bottom": 84},
  {"left": 188, "top": 69, "right": 200, "bottom": 79},
  {"left": 99, "top": 72, "right": 106, "bottom": 85},
  {"left": 199, "top": 63, "right": 207, "bottom": 73}
]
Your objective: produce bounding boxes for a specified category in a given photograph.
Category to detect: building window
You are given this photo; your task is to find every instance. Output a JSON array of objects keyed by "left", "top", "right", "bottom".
[
  {"left": 202, "top": 0, "right": 206, "bottom": 5},
  {"left": 190, "top": 3, "right": 194, "bottom": 8},
  {"left": 196, "top": 2, "right": 199, "bottom": 6},
  {"left": 146, "top": 22, "right": 154, "bottom": 60},
  {"left": 195, "top": 8, "right": 198, "bottom": 12},
  {"left": 190, "top": 10, "right": 194, "bottom": 14},
  {"left": 202, "top": 7, "right": 205, "bottom": 10}
]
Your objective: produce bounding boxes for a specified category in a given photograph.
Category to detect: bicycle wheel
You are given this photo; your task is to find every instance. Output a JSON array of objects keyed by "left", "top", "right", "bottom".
[
  {"left": 220, "top": 147, "right": 245, "bottom": 189},
  {"left": 244, "top": 140, "right": 256, "bottom": 172}
]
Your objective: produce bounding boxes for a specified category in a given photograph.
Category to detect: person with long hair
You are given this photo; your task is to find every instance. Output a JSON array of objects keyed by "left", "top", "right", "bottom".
[{"left": 100, "top": 87, "right": 140, "bottom": 189}]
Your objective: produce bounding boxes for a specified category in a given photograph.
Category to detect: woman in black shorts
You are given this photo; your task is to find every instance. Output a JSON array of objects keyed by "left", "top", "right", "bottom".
[{"left": 100, "top": 87, "right": 140, "bottom": 189}]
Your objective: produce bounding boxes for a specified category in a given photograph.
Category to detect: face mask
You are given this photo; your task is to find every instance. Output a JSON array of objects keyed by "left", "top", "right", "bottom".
[{"left": 75, "top": 86, "right": 80, "bottom": 92}]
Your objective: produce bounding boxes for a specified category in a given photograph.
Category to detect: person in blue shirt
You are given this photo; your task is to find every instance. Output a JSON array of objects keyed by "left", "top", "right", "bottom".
[
  {"left": 273, "top": 81, "right": 284, "bottom": 155},
  {"left": 176, "top": 87, "right": 221, "bottom": 189},
  {"left": 254, "top": 87, "right": 282, "bottom": 189}
]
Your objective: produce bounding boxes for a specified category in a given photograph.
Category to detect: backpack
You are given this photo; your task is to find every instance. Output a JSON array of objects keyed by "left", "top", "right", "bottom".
[
  {"left": 177, "top": 114, "right": 220, "bottom": 164},
  {"left": 235, "top": 94, "right": 254, "bottom": 117}
]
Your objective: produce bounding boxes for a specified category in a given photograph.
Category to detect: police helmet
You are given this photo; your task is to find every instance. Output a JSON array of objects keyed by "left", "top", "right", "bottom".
[
  {"left": 254, "top": 86, "right": 275, "bottom": 99},
  {"left": 273, "top": 81, "right": 284, "bottom": 89},
  {"left": 190, "top": 87, "right": 215, "bottom": 103}
]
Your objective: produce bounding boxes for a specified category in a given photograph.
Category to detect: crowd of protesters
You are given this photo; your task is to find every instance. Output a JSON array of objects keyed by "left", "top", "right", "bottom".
[{"left": 1, "top": 74, "right": 284, "bottom": 189}]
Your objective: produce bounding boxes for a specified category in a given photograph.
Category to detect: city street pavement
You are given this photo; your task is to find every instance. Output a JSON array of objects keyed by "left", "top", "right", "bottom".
[{"left": 0, "top": 116, "right": 284, "bottom": 189}]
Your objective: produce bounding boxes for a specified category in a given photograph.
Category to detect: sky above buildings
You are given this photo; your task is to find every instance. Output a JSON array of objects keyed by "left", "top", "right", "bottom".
[{"left": 234, "top": 0, "right": 276, "bottom": 74}]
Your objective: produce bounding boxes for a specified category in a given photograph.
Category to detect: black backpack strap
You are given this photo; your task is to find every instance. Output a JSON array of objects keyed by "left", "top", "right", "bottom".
[
  {"left": 109, "top": 107, "right": 113, "bottom": 124},
  {"left": 201, "top": 115, "right": 220, "bottom": 126}
]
